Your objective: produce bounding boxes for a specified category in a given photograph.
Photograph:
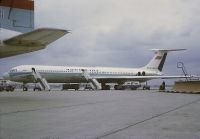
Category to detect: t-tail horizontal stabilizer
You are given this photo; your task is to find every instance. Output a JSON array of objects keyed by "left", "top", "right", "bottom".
[{"left": 144, "top": 49, "right": 186, "bottom": 72}]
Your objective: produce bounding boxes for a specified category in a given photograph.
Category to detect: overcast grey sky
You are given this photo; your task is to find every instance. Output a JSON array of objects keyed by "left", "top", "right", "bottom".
[{"left": 0, "top": 0, "right": 200, "bottom": 79}]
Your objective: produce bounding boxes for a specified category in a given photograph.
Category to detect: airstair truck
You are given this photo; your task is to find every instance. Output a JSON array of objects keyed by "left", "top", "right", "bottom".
[{"left": 0, "top": 80, "right": 15, "bottom": 92}]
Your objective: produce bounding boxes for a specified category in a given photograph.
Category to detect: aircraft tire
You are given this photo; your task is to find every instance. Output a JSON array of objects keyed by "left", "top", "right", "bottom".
[{"left": 23, "top": 87, "right": 28, "bottom": 91}]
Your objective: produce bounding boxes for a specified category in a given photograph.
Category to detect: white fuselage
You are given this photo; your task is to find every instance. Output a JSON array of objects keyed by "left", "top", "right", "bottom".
[{"left": 5, "top": 65, "right": 162, "bottom": 84}]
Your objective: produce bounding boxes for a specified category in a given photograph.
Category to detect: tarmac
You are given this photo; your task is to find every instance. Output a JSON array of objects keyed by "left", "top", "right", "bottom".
[{"left": 0, "top": 90, "right": 200, "bottom": 139}]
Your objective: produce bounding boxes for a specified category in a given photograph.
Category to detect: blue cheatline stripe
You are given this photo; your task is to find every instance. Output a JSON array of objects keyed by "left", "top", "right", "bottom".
[{"left": 9, "top": 71, "right": 137, "bottom": 79}]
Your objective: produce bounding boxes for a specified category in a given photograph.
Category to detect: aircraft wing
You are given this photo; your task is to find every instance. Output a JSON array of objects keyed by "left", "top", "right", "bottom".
[
  {"left": 93, "top": 75, "right": 193, "bottom": 83},
  {"left": 3, "top": 28, "right": 69, "bottom": 46},
  {"left": 0, "top": 28, "right": 69, "bottom": 58}
]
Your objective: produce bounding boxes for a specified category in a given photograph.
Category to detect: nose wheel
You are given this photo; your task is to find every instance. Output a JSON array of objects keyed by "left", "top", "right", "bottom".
[
  {"left": 22, "top": 84, "right": 28, "bottom": 91},
  {"left": 23, "top": 87, "right": 28, "bottom": 91}
]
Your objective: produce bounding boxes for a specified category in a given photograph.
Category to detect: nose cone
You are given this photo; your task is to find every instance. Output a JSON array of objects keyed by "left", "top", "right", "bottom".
[{"left": 3, "top": 72, "right": 10, "bottom": 80}]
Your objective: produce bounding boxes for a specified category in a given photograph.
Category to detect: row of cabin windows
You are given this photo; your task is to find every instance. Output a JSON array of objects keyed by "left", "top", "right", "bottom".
[{"left": 36, "top": 69, "right": 135, "bottom": 75}]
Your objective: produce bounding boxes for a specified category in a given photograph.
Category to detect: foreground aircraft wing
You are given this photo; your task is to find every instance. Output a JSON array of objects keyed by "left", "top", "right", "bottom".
[
  {"left": 93, "top": 75, "right": 193, "bottom": 83},
  {"left": 4, "top": 28, "right": 69, "bottom": 46},
  {"left": 0, "top": 28, "right": 69, "bottom": 58}
]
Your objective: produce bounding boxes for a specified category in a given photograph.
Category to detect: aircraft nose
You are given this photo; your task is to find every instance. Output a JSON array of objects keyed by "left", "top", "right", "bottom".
[{"left": 3, "top": 72, "right": 10, "bottom": 80}]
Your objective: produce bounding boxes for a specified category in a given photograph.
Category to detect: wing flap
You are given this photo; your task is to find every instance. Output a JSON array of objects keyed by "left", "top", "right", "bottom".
[{"left": 3, "top": 28, "right": 69, "bottom": 46}]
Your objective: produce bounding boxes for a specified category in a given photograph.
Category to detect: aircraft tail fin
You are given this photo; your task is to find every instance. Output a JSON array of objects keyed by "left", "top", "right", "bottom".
[
  {"left": 0, "top": 0, "right": 34, "bottom": 33},
  {"left": 144, "top": 49, "right": 186, "bottom": 72}
]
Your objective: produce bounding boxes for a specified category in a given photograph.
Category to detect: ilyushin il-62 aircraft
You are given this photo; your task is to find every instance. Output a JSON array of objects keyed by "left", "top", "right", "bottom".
[
  {"left": 3, "top": 49, "right": 191, "bottom": 91},
  {"left": 0, "top": 0, "right": 69, "bottom": 58}
]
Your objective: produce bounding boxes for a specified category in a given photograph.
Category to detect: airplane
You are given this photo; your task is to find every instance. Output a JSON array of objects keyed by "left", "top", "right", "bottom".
[
  {"left": 0, "top": 0, "right": 69, "bottom": 58},
  {"left": 3, "top": 49, "right": 191, "bottom": 91}
]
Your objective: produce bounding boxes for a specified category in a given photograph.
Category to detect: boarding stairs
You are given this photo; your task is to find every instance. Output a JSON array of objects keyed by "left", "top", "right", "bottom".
[
  {"left": 32, "top": 68, "right": 50, "bottom": 91},
  {"left": 177, "top": 62, "right": 189, "bottom": 81},
  {"left": 82, "top": 69, "right": 102, "bottom": 90}
]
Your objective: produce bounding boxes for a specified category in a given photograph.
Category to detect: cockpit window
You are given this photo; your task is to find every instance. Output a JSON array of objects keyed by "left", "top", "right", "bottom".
[{"left": 10, "top": 69, "right": 17, "bottom": 72}]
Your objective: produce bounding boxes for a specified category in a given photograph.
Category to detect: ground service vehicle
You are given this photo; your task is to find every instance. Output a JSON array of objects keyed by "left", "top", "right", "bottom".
[
  {"left": 62, "top": 83, "right": 79, "bottom": 90},
  {"left": 114, "top": 81, "right": 141, "bottom": 90},
  {"left": 0, "top": 80, "right": 15, "bottom": 92}
]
